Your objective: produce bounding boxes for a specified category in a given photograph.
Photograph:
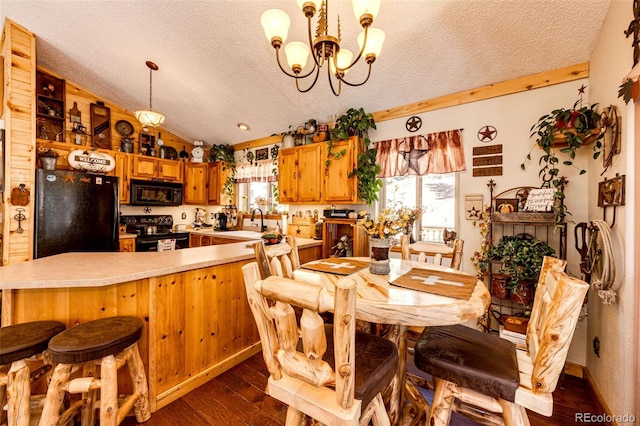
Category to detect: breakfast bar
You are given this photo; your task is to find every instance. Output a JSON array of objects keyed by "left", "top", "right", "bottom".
[{"left": 0, "top": 238, "right": 321, "bottom": 412}]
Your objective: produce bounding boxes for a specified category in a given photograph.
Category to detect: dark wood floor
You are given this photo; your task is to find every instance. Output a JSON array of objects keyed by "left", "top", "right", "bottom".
[{"left": 122, "top": 352, "right": 608, "bottom": 426}]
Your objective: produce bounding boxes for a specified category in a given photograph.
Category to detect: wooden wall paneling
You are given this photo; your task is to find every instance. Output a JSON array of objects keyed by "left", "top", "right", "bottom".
[
  {"left": 61, "top": 76, "right": 193, "bottom": 155},
  {"left": 154, "top": 271, "right": 188, "bottom": 393},
  {"left": 184, "top": 266, "right": 216, "bottom": 376},
  {"left": 1, "top": 19, "right": 36, "bottom": 282}
]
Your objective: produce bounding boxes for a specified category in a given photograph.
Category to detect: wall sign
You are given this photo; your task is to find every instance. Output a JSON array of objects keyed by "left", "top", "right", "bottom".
[
  {"left": 523, "top": 188, "right": 555, "bottom": 212},
  {"left": 68, "top": 150, "right": 116, "bottom": 173},
  {"left": 472, "top": 144, "right": 503, "bottom": 177}
]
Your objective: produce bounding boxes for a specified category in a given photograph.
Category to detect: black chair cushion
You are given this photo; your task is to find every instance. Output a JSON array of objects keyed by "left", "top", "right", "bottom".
[
  {"left": 48, "top": 316, "right": 143, "bottom": 364},
  {"left": 414, "top": 324, "right": 519, "bottom": 402},
  {"left": 322, "top": 325, "right": 398, "bottom": 409},
  {"left": 0, "top": 321, "right": 65, "bottom": 365}
]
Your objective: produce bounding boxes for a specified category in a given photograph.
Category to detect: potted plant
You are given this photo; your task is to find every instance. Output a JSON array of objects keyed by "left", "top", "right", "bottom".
[
  {"left": 521, "top": 95, "right": 604, "bottom": 227},
  {"left": 329, "top": 107, "right": 381, "bottom": 205},
  {"left": 486, "top": 235, "right": 556, "bottom": 305},
  {"left": 37, "top": 147, "right": 60, "bottom": 170}
]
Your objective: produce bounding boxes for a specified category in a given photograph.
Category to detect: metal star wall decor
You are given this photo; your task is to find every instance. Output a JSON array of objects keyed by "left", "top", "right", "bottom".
[
  {"left": 477, "top": 125, "right": 497, "bottom": 142},
  {"left": 405, "top": 116, "right": 422, "bottom": 132}
]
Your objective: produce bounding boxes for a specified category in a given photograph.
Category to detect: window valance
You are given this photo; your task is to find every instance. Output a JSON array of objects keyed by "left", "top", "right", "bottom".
[
  {"left": 235, "top": 159, "right": 277, "bottom": 183},
  {"left": 375, "top": 129, "right": 465, "bottom": 178}
]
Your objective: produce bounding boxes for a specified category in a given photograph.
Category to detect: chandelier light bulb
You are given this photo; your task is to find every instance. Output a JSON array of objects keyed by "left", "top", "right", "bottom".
[
  {"left": 331, "top": 48, "right": 354, "bottom": 74},
  {"left": 296, "top": 0, "right": 318, "bottom": 16},
  {"left": 285, "top": 41, "right": 310, "bottom": 72},
  {"left": 358, "top": 28, "right": 385, "bottom": 59},
  {"left": 261, "top": 9, "right": 290, "bottom": 45},
  {"left": 352, "top": 0, "right": 382, "bottom": 22}
]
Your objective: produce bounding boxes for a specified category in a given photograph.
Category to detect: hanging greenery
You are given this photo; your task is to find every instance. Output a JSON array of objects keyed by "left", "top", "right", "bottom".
[
  {"left": 329, "top": 107, "right": 382, "bottom": 205},
  {"left": 209, "top": 144, "right": 237, "bottom": 200}
]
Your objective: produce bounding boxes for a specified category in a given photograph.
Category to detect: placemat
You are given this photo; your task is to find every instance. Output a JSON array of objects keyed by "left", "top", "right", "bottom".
[
  {"left": 390, "top": 267, "right": 477, "bottom": 299},
  {"left": 300, "top": 258, "right": 370, "bottom": 275}
]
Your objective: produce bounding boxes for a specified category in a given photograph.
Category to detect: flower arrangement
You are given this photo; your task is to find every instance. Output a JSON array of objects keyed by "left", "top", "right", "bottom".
[
  {"left": 331, "top": 234, "right": 353, "bottom": 257},
  {"left": 357, "top": 208, "right": 407, "bottom": 239},
  {"left": 37, "top": 146, "right": 59, "bottom": 158},
  {"left": 396, "top": 206, "right": 423, "bottom": 223}
]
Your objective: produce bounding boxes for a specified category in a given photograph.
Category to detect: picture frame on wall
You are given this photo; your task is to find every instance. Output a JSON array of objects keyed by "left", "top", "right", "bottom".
[{"left": 495, "top": 198, "right": 518, "bottom": 213}]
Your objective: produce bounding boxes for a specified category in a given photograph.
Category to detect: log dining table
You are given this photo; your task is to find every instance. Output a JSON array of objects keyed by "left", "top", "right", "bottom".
[{"left": 293, "top": 257, "right": 491, "bottom": 426}]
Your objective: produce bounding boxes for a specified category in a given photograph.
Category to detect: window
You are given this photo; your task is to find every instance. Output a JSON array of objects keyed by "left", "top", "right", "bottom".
[
  {"left": 237, "top": 181, "right": 278, "bottom": 212},
  {"left": 381, "top": 173, "right": 457, "bottom": 242}
]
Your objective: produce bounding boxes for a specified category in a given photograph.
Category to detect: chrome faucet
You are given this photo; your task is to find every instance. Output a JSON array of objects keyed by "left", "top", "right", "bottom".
[{"left": 250, "top": 208, "right": 267, "bottom": 232}]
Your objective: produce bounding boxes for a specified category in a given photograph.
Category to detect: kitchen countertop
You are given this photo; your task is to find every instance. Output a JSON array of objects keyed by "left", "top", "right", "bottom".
[
  {"left": 0, "top": 237, "right": 321, "bottom": 290},
  {"left": 119, "top": 232, "right": 137, "bottom": 240}
]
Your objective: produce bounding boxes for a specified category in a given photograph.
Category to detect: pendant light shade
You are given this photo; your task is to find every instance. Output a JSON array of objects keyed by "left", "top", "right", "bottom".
[{"left": 135, "top": 61, "right": 165, "bottom": 127}]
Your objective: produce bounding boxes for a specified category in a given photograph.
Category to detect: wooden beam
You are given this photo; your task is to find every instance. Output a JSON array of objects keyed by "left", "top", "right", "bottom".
[
  {"left": 232, "top": 135, "right": 282, "bottom": 152},
  {"left": 233, "top": 63, "right": 589, "bottom": 151},
  {"left": 373, "top": 62, "right": 589, "bottom": 122}
]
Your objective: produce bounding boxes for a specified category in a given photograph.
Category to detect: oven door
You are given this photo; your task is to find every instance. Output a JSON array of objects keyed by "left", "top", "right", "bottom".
[{"left": 136, "top": 233, "right": 190, "bottom": 251}]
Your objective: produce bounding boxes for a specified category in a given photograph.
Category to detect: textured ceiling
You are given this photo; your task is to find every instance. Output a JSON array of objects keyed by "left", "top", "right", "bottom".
[{"left": 2, "top": 0, "right": 611, "bottom": 146}]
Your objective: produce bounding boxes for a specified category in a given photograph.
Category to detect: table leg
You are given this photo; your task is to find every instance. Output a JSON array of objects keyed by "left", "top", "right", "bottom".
[{"left": 386, "top": 325, "right": 408, "bottom": 426}]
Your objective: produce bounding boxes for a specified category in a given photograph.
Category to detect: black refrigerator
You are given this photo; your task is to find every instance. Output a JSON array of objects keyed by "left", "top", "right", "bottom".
[{"left": 34, "top": 169, "right": 119, "bottom": 259}]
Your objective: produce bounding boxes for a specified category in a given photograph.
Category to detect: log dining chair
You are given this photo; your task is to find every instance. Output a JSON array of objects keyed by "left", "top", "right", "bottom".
[
  {"left": 0, "top": 321, "right": 65, "bottom": 426},
  {"left": 253, "top": 235, "right": 300, "bottom": 279},
  {"left": 413, "top": 257, "right": 586, "bottom": 425},
  {"left": 400, "top": 235, "right": 464, "bottom": 271},
  {"left": 242, "top": 262, "right": 399, "bottom": 425}
]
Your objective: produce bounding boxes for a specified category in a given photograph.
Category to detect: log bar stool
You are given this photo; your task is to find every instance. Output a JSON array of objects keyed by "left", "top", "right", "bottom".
[
  {"left": 38, "top": 316, "right": 150, "bottom": 426},
  {"left": 0, "top": 321, "right": 65, "bottom": 425}
]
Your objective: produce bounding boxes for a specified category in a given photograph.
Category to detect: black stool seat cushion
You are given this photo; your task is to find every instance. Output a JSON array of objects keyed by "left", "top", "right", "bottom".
[
  {"left": 0, "top": 321, "right": 65, "bottom": 365},
  {"left": 322, "top": 326, "right": 398, "bottom": 409},
  {"left": 414, "top": 324, "right": 519, "bottom": 402},
  {"left": 48, "top": 316, "right": 143, "bottom": 364}
]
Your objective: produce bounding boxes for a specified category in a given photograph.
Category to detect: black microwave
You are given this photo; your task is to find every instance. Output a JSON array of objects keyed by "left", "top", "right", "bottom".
[{"left": 130, "top": 179, "right": 183, "bottom": 206}]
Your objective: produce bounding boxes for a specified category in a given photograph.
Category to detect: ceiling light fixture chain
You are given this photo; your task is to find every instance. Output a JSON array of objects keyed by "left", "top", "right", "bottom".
[
  {"left": 135, "top": 60, "right": 165, "bottom": 128},
  {"left": 261, "top": 0, "right": 384, "bottom": 96}
]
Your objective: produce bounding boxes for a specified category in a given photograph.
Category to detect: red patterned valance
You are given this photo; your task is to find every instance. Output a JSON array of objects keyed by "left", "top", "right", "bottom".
[{"left": 375, "top": 129, "right": 465, "bottom": 178}]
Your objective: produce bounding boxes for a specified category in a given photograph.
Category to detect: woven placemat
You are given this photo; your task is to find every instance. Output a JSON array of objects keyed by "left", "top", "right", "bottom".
[
  {"left": 300, "top": 258, "right": 370, "bottom": 275},
  {"left": 390, "top": 267, "right": 477, "bottom": 299}
]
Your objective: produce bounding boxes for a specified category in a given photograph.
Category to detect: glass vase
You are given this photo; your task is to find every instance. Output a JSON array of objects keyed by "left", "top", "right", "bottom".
[{"left": 369, "top": 238, "right": 391, "bottom": 275}]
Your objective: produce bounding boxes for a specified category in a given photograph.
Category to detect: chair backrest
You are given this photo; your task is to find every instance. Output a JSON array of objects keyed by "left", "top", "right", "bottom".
[
  {"left": 241, "top": 262, "right": 357, "bottom": 409},
  {"left": 526, "top": 257, "right": 587, "bottom": 394},
  {"left": 400, "top": 236, "right": 464, "bottom": 270},
  {"left": 252, "top": 235, "right": 301, "bottom": 279}
]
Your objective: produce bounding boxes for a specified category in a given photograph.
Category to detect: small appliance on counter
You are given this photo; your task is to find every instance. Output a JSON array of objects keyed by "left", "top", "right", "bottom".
[
  {"left": 214, "top": 212, "right": 228, "bottom": 231},
  {"left": 323, "top": 208, "right": 354, "bottom": 218},
  {"left": 121, "top": 214, "right": 190, "bottom": 251}
]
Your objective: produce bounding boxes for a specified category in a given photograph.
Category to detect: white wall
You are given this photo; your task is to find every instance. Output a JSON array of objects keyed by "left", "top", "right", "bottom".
[{"left": 586, "top": 0, "right": 636, "bottom": 419}]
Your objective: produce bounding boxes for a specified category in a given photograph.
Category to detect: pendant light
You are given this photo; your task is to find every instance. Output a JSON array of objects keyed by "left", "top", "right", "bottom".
[{"left": 135, "top": 61, "right": 165, "bottom": 127}]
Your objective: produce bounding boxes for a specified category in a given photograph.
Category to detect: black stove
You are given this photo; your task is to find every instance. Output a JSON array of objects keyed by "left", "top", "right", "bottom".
[{"left": 121, "top": 215, "right": 190, "bottom": 251}]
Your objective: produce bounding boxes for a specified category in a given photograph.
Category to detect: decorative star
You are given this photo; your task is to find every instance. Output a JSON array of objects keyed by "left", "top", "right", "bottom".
[
  {"left": 405, "top": 116, "right": 422, "bottom": 132},
  {"left": 578, "top": 84, "right": 587, "bottom": 94},
  {"left": 477, "top": 125, "right": 497, "bottom": 142},
  {"left": 63, "top": 173, "right": 75, "bottom": 183},
  {"left": 467, "top": 206, "right": 480, "bottom": 219},
  {"left": 400, "top": 140, "right": 429, "bottom": 174}
]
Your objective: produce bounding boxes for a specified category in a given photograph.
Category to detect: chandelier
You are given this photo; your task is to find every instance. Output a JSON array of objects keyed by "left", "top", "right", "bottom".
[
  {"left": 135, "top": 61, "right": 165, "bottom": 127},
  {"left": 261, "top": 0, "right": 384, "bottom": 96}
]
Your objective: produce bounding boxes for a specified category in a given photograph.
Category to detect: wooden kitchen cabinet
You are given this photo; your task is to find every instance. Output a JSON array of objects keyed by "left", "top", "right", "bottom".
[
  {"left": 183, "top": 161, "right": 230, "bottom": 206},
  {"left": 119, "top": 238, "right": 135, "bottom": 252},
  {"left": 207, "top": 162, "right": 221, "bottom": 205},
  {"left": 324, "top": 137, "right": 359, "bottom": 203},
  {"left": 322, "top": 218, "right": 369, "bottom": 258},
  {"left": 36, "top": 69, "right": 66, "bottom": 142},
  {"left": 278, "top": 143, "right": 323, "bottom": 204},
  {"left": 131, "top": 155, "right": 182, "bottom": 181},
  {"left": 114, "top": 152, "right": 131, "bottom": 204},
  {"left": 184, "top": 163, "right": 208, "bottom": 204}
]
